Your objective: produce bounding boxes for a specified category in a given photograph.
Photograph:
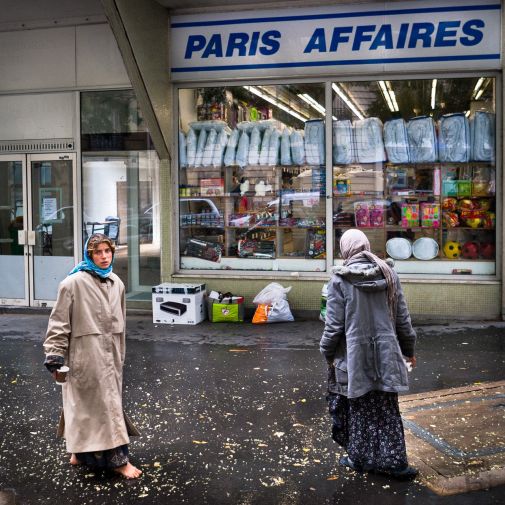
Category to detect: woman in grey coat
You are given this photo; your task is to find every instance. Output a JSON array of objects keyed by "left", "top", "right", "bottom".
[{"left": 320, "top": 229, "right": 417, "bottom": 480}]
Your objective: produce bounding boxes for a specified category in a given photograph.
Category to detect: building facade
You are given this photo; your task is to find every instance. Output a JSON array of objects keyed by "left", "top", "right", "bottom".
[{"left": 0, "top": 0, "right": 503, "bottom": 320}]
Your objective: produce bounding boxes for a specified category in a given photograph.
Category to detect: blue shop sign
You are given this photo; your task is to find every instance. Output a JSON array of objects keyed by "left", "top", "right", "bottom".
[{"left": 170, "top": 0, "right": 501, "bottom": 81}]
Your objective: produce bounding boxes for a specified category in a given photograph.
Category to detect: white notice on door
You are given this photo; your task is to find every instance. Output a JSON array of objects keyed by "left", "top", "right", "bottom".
[{"left": 42, "top": 197, "right": 57, "bottom": 221}]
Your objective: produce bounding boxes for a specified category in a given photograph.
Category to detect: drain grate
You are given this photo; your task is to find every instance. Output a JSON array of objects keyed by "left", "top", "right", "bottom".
[{"left": 0, "top": 138, "right": 75, "bottom": 153}]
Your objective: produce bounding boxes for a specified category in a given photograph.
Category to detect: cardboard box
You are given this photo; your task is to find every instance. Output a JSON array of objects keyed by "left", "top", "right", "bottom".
[
  {"left": 152, "top": 283, "right": 206, "bottom": 325},
  {"left": 200, "top": 178, "right": 224, "bottom": 196}
]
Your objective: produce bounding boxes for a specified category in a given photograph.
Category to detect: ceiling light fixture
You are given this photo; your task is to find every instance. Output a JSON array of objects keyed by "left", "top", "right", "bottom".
[
  {"left": 431, "top": 79, "right": 437, "bottom": 110},
  {"left": 332, "top": 83, "right": 364, "bottom": 120},
  {"left": 297, "top": 93, "right": 326, "bottom": 116},
  {"left": 386, "top": 81, "right": 399, "bottom": 112},
  {"left": 243, "top": 86, "right": 307, "bottom": 122},
  {"left": 475, "top": 88, "right": 485, "bottom": 100},
  {"left": 378, "top": 81, "right": 395, "bottom": 112},
  {"left": 472, "top": 77, "right": 485, "bottom": 99}
]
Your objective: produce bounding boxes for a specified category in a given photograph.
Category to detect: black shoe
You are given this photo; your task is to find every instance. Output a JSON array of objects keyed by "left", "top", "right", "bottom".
[
  {"left": 339, "top": 455, "right": 363, "bottom": 472},
  {"left": 389, "top": 466, "right": 418, "bottom": 481}
]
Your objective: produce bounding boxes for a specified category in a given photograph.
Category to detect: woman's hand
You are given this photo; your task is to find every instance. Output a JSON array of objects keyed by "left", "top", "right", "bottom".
[{"left": 405, "top": 356, "right": 417, "bottom": 368}]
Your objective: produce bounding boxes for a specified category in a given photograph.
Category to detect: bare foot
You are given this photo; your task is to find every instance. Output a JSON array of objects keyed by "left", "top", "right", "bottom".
[
  {"left": 113, "top": 462, "right": 142, "bottom": 479},
  {"left": 69, "top": 454, "right": 80, "bottom": 466}
]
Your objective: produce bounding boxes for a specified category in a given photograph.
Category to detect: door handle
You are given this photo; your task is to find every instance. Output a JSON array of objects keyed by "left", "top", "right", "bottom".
[
  {"left": 27, "top": 230, "right": 36, "bottom": 246},
  {"left": 18, "top": 230, "right": 27, "bottom": 245}
]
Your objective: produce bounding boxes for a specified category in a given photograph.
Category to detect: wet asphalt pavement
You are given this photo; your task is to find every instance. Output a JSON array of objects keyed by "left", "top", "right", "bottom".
[{"left": 0, "top": 314, "right": 505, "bottom": 504}]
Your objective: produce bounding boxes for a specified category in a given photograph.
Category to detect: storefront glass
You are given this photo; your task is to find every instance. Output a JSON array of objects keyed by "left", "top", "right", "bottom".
[
  {"left": 178, "top": 83, "right": 327, "bottom": 271},
  {"left": 332, "top": 77, "right": 496, "bottom": 275},
  {"left": 81, "top": 90, "right": 160, "bottom": 294},
  {"left": 177, "top": 76, "right": 497, "bottom": 276}
]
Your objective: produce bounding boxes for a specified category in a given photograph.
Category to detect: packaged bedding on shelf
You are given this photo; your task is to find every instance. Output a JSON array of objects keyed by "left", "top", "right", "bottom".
[
  {"left": 186, "top": 127, "right": 197, "bottom": 167},
  {"left": 248, "top": 126, "right": 261, "bottom": 165},
  {"left": 438, "top": 113, "right": 470, "bottom": 162},
  {"left": 290, "top": 129, "right": 305, "bottom": 165},
  {"left": 212, "top": 128, "right": 229, "bottom": 167},
  {"left": 354, "top": 117, "right": 386, "bottom": 163},
  {"left": 470, "top": 111, "right": 495, "bottom": 162},
  {"left": 332, "top": 120, "right": 355, "bottom": 164},
  {"left": 384, "top": 118, "right": 410, "bottom": 163},
  {"left": 201, "top": 128, "right": 217, "bottom": 167},
  {"left": 224, "top": 128, "right": 239, "bottom": 166},
  {"left": 259, "top": 127, "right": 273, "bottom": 165},
  {"left": 235, "top": 130, "right": 250, "bottom": 168},
  {"left": 304, "top": 119, "right": 325, "bottom": 165},
  {"left": 280, "top": 128, "right": 292, "bottom": 165},
  {"left": 407, "top": 116, "right": 438, "bottom": 162}
]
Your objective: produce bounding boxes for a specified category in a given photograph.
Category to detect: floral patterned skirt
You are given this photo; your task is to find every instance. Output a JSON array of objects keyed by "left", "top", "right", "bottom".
[
  {"left": 75, "top": 444, "right": 129, "bottom": 469},
  {"left": 327, "top": 390, "right": 408, "bottom": 472}
]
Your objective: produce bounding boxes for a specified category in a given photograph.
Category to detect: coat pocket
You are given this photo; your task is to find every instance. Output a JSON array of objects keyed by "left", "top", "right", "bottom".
[{"left": 335, "top": 359, "right": 348, "bottom": 385}]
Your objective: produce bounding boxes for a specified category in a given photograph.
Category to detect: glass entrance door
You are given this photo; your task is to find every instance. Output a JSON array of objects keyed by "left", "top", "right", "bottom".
[
  {"left": 29, "top": 153, "right": 77, "bottom": 305},
  {"left": 0, "top": 155, "right": 28, "bottom": 305}
]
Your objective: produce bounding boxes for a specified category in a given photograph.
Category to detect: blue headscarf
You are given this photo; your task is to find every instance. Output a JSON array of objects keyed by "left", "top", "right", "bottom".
[{"left": 68, "top": 235, "right": 114, "bottom": 278}]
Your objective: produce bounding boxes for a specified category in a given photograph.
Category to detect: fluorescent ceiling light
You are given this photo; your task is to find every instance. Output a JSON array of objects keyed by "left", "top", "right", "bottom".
[
  {"left": 243, "top": 86, "right": 307, "bottom": 122},
  {"left": 431, "top": 79, "right": 437, "bottom": 110},
  {"left": 378, "top": 81, "right": 395, "bottom": 112},
  {"left": 475, "top": 88, "right": 485, "bottom": 100},
  {"left": 332, "top": 83, "right": 364, "bottom": 120},
  {"left": 472, "top": 77, "right": 485, "bottom": 99},
  {"left": 297, "top": 93, "right": 326, "bottom": 116},
  {"left": 386, "top": 81, "right": 399, "bottom": 112},
  {"left": 465, "top": 110, "right": 471, "bottom": 117}
]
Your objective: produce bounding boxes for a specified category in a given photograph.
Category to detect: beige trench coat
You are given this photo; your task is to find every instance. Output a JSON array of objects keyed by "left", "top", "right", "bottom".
[{"left": 44, "top": 271, "right": 131, "bottom": 453}]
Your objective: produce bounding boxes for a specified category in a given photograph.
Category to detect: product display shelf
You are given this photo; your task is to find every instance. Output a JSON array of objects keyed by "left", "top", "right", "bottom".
[
  {"left": 333, "top": 161, "right": 496, "bottom": 263},
  {"left": 181, "top": 162, "right": 326, "bottom": 261}
]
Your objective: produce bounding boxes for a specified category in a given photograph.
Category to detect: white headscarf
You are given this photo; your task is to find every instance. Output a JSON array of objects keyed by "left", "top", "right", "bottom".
[{"left": 340, "top": 229, "right": 397, "bottom": 322}]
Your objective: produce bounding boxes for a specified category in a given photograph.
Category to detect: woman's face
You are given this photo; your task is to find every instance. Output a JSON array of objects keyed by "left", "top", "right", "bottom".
[{"left": 91, "top": 242, "right": 113, "bottom": 269}]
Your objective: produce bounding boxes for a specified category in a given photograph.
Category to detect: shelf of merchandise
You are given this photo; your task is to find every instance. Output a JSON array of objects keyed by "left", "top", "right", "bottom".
[
  {"left": 332, "top": 161, "right": 496, "bottom": 262},
  {"left": 180, "top": 163, "right": 326, "bottom": 261}
]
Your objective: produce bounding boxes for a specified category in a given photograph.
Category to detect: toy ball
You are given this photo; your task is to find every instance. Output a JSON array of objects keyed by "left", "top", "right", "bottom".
[
  {"left": 443, "top": 212, "right": 459, "bottom": 227},
  {"left": 480, "top": 242, "right": 495, "bottom": 259},
  {"left": 458, "top": 199, "right": 474, "bottom": 211},
  {"left": 442, "top": 198, "right": 457, "bottom": 211},
  {"left": 443, "top": 241, "right": 462, "bottom": 259},
  {"left": 462, "top": 241, "right": 480, "bottom": 260},
  {"left": 483, "top": 212, "right": 495, "bottom": 229},
  {"left": 476, "top": 199, "right": 491, "bottom": 211},
  {"left": 466, "top": 217, "right": 482, "bottom": 229}
]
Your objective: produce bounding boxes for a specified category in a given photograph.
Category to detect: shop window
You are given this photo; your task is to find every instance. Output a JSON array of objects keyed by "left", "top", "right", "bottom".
[
  {"left": 178, "top": 77, "right": 497, "bottom": 276},
  {"left": 332, "top": 77, "right": 496, "bottom": 275},
  {"left": 178, "top": 84, "right": 327, "bottom": 271},
  {"left": 81, "top": 91, "right": 160, "bottom": 295}
]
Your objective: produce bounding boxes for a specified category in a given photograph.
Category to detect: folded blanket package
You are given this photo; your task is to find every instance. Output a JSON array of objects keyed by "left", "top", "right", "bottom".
[
  {"left": 332, "top": 120, "right": 355, "bottom": 164},
  {"left": 384, "top": 118, "right": 410, "bottom": 163},
  {"left": 438, "top": 113, "right": 470, "bottom": 162},
  {"left": 354, "top": 117, "right": 386, "bottom": 163},
  {"left": 407, "top": 116, "right": 438, "bottom": 163}
]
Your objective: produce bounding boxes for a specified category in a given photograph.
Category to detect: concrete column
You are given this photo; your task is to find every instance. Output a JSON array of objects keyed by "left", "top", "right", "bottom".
[{"left": 101, "top": 0, "right": 174, "bottom": 280}]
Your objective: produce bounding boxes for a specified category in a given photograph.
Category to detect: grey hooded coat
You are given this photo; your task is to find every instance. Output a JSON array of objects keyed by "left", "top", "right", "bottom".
[{"left": 320, "top": 258, "right": 416, "bottom": 398}]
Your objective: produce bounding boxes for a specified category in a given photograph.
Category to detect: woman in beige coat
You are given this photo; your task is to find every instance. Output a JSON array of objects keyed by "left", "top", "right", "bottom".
[{"left": 43, "top": 233, "right": 141, "bottom": 479}]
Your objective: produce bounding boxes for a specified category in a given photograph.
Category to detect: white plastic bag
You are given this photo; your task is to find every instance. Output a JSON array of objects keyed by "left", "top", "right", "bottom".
[
  {"left": 253, "top": 282, "right": 292, "bottom": 305},
  {"left": 266, "top": 299, "right": 294, "bottom": 322}
]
